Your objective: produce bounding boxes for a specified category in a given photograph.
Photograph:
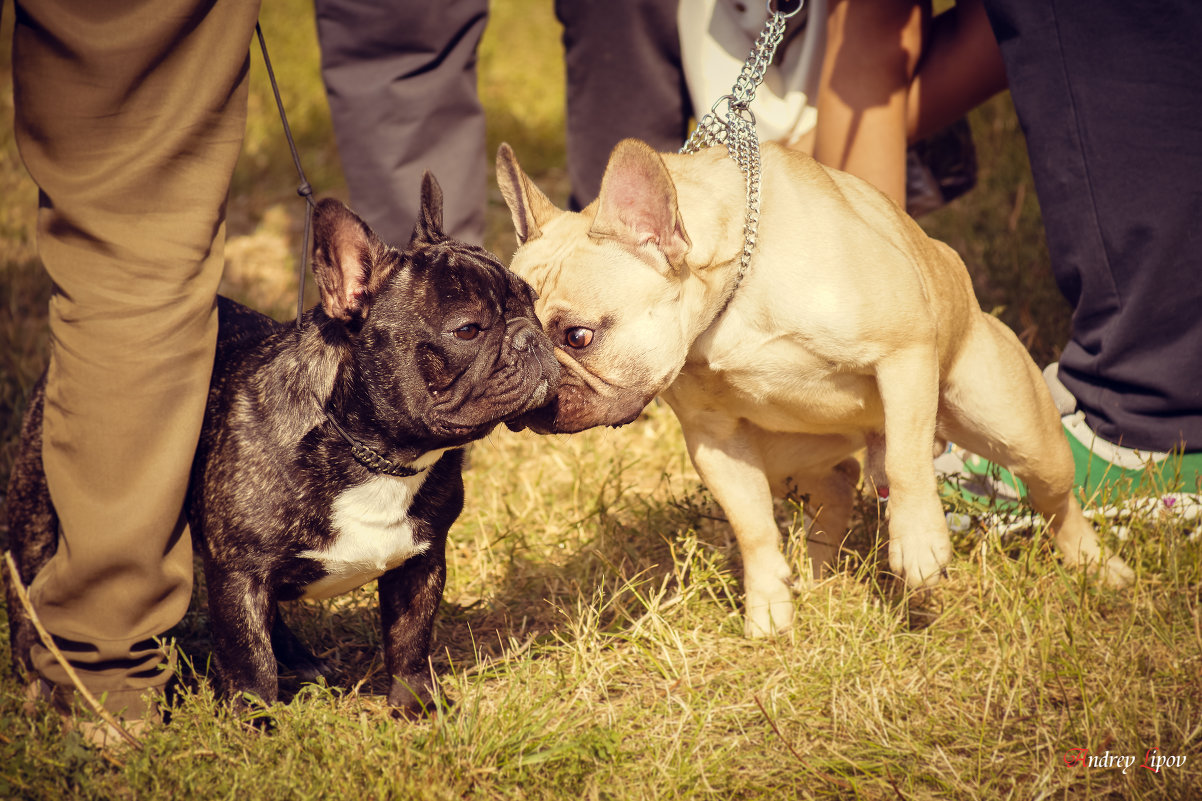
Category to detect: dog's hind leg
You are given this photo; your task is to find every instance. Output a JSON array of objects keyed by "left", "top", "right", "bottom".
[
  {"left": 271, "top": 609, "right": 332, "bottom": 684},
  {"left": 799, "top": 459, "right": 860, "bottom": 580},
  {"left": 766, "top": 455, "right": 859, "bottom": 581},
  {"left": 3, "top": 376, "right": 58, "bottom": 679},
  {"left": 938, "top": 314, "right": 1133, "bottom": 587},
  {"left": 680, "top": 419, "right": 795, "bottom": 638}
]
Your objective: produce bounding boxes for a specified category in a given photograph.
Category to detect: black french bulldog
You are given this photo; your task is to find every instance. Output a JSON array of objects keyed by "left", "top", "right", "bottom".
[{"left": 5, "top": 174, "right": 559, "bottom": 717}]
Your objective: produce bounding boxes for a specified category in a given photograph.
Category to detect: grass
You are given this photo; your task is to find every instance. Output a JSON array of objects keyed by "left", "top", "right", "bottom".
[{"left": 2, "top": 1, "right": 1200, "bottom": 799}]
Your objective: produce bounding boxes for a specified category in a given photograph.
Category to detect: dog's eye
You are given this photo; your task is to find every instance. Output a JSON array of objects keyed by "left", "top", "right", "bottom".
[
  {"left": 564, "top": 327, "right": 594, "bottom": 349},
  {"left": 453, "top": 324, "right": 481, "bottom": 341}
]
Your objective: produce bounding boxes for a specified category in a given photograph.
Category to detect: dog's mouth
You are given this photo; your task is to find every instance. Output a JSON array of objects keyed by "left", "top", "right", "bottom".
[
  {"left": 429, "top": 329, "right": 562, "bottom": 439},
  {"left": 431, "top": 386, "right": 551, "bottom": 443},
  {"left": 506, "top": 349, "right": 651, "bottom": 435}
]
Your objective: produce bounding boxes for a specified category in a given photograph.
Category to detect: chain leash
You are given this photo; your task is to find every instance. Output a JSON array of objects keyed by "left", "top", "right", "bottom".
[{"left": 680, "top": 0, "right": 804, "bottom": 292}]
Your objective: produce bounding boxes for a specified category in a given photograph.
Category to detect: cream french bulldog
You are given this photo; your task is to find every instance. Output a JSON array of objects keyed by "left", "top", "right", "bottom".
[{"left": 496, "top": 138, "right": 1133, "bottom": 637}]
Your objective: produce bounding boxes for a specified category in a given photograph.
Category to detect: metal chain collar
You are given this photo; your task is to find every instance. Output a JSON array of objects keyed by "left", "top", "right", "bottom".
[{"left": 680, "top": 0, "right": 804, "bottom": 293}]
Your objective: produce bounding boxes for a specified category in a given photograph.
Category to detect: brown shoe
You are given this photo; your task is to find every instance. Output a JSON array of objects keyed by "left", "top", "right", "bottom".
[
  {"left": 73, "top": 717, "right": 150, "bottom": 750},
  {"left": 23, "top": 676, "right": 159, "bottom": 750}
]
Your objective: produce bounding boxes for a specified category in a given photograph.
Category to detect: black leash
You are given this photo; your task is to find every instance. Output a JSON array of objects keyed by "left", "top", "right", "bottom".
[
  {"left": 254, "top": 25, "right": 426, "bottom": 478},
  {"left": 254, "top": 22, "right": 315, "bottom": 328}
]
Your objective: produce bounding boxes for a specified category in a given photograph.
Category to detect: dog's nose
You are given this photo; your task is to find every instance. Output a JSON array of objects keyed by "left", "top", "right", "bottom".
[{"left": 510, "top": 319, "right": 539, "bottom": 351}]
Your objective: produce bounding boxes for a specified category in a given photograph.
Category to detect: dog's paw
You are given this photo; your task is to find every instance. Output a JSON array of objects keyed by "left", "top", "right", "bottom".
[
  {"left": 790, "top": 573, "right": 814, "bottom": 593},
  {"left": 889, "top": 534, "right": 952, "bottom": 590},
  {"left": 277, "top": 650, "right": 334, "bottom": 685},
  {"left": 742, "top": 580, "right": 795, "bottom": 638},
  {"left": 1057, "top": 538, "right": 1134, "bottom": 589},
  {"left": 1092, "top": 554, "right": 1135, "bottom": 589},
  {"left": 226, "top": 691, "right": 279, "bottom": 732},
  {"left": 387, "top": 676, "right": 448, "bottom": 720}
]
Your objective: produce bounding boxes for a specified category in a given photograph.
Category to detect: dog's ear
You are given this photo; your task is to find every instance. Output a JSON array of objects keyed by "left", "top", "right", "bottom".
[
  {"left": 496, "top": 143, "right": 562, "bottom": 244},
  {"left": 311, "top": 198, "right": 387, "bottom": 323},
  {"left": 589, "top": 139, "right": 691, "bottom": 269},
  {"left": 409, "top": 171, "right": 446, "bottom": 247}
]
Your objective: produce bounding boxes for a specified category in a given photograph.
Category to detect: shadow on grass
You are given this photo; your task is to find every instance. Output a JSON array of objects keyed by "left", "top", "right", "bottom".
[{"left": 161, "top": 466, "right": 904, "bottom": 709}]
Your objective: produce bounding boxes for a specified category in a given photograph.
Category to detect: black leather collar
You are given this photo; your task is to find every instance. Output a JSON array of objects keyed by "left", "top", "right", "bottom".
[{"left": 316, "top": 394, "right": 428, "bottom": 478}]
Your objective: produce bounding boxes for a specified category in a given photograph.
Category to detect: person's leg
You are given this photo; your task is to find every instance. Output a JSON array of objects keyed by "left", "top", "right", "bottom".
[
  {"left": 814, "top": 0, "right": 928, "bottom": 205},
  {"left": 557, "top": 0, "right": 692, "bottom": 210},
  {"left": 981, "top": 0, "right": 1202, "bottom": 454},
  {"left": 315, "top": 0, "right": 489, "bottom": 246},
  {"left": 905, "top": 0, "right": 1006, "bottom": 143},
  {"left": 815, "top": 0, "right": 1005, "bottom": 207},
  {"left": 13, "top": 0, "right": 261, "bottom": 719}
]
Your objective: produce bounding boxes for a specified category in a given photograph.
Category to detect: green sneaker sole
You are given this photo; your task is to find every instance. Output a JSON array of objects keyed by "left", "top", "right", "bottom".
[
  {"left": 937, "top": 414, "right": 1202, "bottom": 512},
  {"left": 1063, "top": 412, "right": 1202, "bottom": 504}
]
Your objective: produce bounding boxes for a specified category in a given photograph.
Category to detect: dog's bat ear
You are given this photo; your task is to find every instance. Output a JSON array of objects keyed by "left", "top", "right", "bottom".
[
  {"left": 311, "top": 198, "right": 385, "bottom": 323},
  {"left": 496, "top": 143, "right": 562, "bottom": 245},
  {"left": 590, "top": 139, "right": 691, "bottom": 270},
  {"left": 410, "top": 171, "right": 446, "bottom": 247}
]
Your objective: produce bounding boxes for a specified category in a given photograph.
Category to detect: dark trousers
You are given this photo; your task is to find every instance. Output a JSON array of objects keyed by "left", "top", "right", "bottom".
[
  {"left": 983, "top": 0, "right": 1202, "bottom": 452},
  {"left": 315, "top": 0, "right": 488, "bottom": 247},
  {"left": 556, "top": 0, "right": 692, "bottom": 210}
]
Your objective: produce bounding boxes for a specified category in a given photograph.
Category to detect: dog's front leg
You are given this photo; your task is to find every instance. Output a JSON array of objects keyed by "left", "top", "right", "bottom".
[
  {"left": 378, "top": 549, "right": 446, "bottom": 718},
  {"left": 875, "top": 348, "right": 953, "bottom": 588},
  {"left": 681, "top": 421, "right": 794, "bottom": 638},
  {"left": 205, "top": 565, "right": 279, "bottom": 708}
]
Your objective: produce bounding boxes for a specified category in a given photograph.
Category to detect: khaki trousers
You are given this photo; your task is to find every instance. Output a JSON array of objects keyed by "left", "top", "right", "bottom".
[{"left": 12, "top": 0, "right": 261, "bottom": 718}]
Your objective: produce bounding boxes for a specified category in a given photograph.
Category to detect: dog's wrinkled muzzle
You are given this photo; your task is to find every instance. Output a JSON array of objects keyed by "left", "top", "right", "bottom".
[
  {"left": 505, "top": 376, "right": 649, "bottom": 434},
  {"left": 503, "top": 325, "right": 653, "bottom": 434},
  {"left": 552, "top": 347, "right": 619, "bottom": 399}
]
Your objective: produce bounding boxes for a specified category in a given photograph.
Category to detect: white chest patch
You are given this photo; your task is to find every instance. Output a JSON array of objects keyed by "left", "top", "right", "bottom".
[{"left": 299, "top": 450, "right": 447, "bottom": 600}]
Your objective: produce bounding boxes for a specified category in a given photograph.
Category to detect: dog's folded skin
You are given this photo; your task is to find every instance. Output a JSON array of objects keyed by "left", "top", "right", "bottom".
[
  {"left": 6, "top": 173, "right": 559, "bottom": 718},
  {"left": 497, "top": 138, "right": 1132, "bottom": 638}
]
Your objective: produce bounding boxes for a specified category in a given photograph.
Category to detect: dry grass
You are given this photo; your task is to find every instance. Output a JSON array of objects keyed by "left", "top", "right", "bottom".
[{"left": 2, "top": 1, "right": 1200, "bottom": 799}]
